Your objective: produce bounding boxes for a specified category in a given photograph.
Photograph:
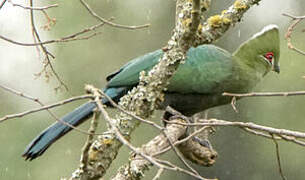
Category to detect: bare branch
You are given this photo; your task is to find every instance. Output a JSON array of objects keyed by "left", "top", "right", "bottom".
[
  {"left": 78, "top": 110, "right": 100, "bottom": 178},
  {"left": 165, "top": 118, "right": 305, "bottom": 153},
  {"left": 29, "top": 0, "right": 68, "bottom": 91},
  {"left": 152, "top": 168, "right": 164, "bottom": 180},
  {"left": 271, "top": 134, "right": 287, "bottom": 180},
  {"left": 279, "top": 135, "right": 305, "bottom": 146},
  {"left": 0, "top": 20, "right": 109, "bottom": 46},
  {"left": 223, "top": 91, "right": 305, "bottom": 97},
  {"left": 170, "top": 119, "right": 305, "bottom": 139},
  {"left": 8, "top": 0, "right": 58, "bottom": 10},
  {"left": 99, "top": 89, "right": 165, "bottom": 130},
  {"left": 283, "top": 13, "right": 305, "bottom": 56},
  {"left": 243, "top": 128, "right": 305, "bottom": 147},
  {"left": 0, "top": 0, "right": 7, "bottom": 9},
  {"left": 153, "top": 125, "right": 209, "bottom": 156},
  {"left": 0, "top": 84, "right": 102, "bottom": 136},
  {"left": 0, "top": 95, "right": 94, "bottom": 123},
  {"left": 79, "top": 0, "right": 150, "bottom": 30},
  {"left": 282, "top": 13, "right": 305, "bottom": 20},
  {"left": 159, "top": 127, "right": 200, "bottom": 176}
]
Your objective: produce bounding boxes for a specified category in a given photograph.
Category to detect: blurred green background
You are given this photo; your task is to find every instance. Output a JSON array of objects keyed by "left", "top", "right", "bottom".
[{"left": 0, "top": 0, "right": 305, "bottom": 179}]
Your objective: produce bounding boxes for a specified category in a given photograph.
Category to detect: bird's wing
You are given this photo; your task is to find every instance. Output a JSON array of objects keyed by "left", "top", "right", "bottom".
[
  {"left": 106, "top": 45, "right": 233, "bottom": 94},
  {"left": 167, "top": 45, "right": 233, "bottom": 94},
  {"left": 106, "top": 49, "right": 163, "bottom": 87}
]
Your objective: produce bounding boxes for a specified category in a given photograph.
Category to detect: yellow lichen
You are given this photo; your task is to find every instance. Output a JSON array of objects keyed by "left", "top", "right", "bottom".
[
  {"left": 182, "top": 18, "right": 192, "bottom": 27},
  {"left": 207, "top": 15, "right": 231, "bottom": 27},
  {"left": 222, "top": 17, "right": 231, "bottom": 24},
  {"left": 207, "top": 15, "right": 222, "bottom": 27},
  {"left": 221, "top": 10, "right": 228, "bottom": 16},
  {"left": 234, "top": 0, "right": 247, "bottom": 10},
  {"left": 88, "top": 147, "right": 98, "bottom": 161},
  {"left": 103, "top": 138, "right": 113, "bottom": 145},
  {"left": 197, "top": 23, "right": 203, "bottom": 32},
  {"left": 201, "top": 0, "right": 211, "bottom": 11},
  {"left": 220, "top": 10, "right": 231, "bottom": 24}
]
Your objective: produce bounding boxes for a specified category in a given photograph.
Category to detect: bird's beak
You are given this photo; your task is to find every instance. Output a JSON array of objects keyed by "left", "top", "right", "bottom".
[{"left": 272, "top": 63, "right": 280, "bottom": 73}]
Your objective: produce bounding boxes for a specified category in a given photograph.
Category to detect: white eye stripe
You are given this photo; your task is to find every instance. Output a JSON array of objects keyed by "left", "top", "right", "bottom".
[{"left": 262, "top": 55, "right": 273, "bottom": 66}]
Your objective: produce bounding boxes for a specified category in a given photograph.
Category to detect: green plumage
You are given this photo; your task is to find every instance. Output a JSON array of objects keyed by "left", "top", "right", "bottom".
[
  {"left": 23, "top": 25, "right": 280, "bottom": 160},
  {"left": 107, "top": 25, "right": 280, "bottom": 115}
]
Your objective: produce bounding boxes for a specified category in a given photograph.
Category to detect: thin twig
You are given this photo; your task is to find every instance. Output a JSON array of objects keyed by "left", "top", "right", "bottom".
[
  {"left": 0, "top": 95, "right": 94, "bottom": 123},
  {"left": 8, "top": 0, "right": 58, "bottom": 10},
  {"left": 99, "top": 89, "right": 164, "bottom": 130},
  {"left": 279, "top": 134, "right": 305, "bottom": 146},
  {"left": 79, "top": 0, "right": 150, "bottom": 30},
  {"left": 155, "top": 159, "right": 214, "bottom": 180},
  {"left": 0, "top": 0, "right": 7, "bottom": 9},
  {"left": 152, "top": 168, "right": 164, "bottom": 180},
  {"left": 283, "top": 13, "right": 305, "bottom": 56},
  {"left": 153, "top": 125, "right": 209, "bottom": 156},
  {"left": 282, "top": 13, "right": 305, "bottom": 20},
  {"left": 242, "top": 128, "right": 305, "bottom": 146},
  {"left": 0, "top": 20, "right": 109, "bottom": 46},
  {"left": 79, "top": 110, "right": 100, "bottom": 172},
  {"left": 271, "top": 134, "right": 287, "bottom": 180},
  {"left": 161, "top": 128, "right": 200, "bottom": 176},
  {"left": 29, "top": 0, "right": 68, "bottom": 91},
  {"left": 0, "top": 84, "right": 99, "bottom": 135},
  {"left": 223, "top": 91, "right": 305, "bottom": 97},
  {"left": 165, "top": 119, "right": 305, "bottom": 139}
]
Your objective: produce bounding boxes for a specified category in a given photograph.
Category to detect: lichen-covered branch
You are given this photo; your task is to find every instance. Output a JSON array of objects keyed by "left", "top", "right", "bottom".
[
  {"left": 111, "top": 115, "right": 217, "bottom": 180},
  {"left": 111, "top": 118, "right": 187, "bottom": 180},
  {"left": 193, "top": 0, "right": 261, "bottom": 46}
]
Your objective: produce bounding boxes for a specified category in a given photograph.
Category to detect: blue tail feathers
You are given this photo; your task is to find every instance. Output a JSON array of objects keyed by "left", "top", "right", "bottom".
[{"left": 22, "top": 87, "right": 130, "bottom": 160}]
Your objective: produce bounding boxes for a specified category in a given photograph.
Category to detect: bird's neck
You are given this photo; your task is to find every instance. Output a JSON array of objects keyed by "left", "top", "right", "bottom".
[
  {"left": 233, "top": 50, "right": 270, "bottom": 77},
  {"left": 230, "top": 54, "right": 269, "bottom": 92}
]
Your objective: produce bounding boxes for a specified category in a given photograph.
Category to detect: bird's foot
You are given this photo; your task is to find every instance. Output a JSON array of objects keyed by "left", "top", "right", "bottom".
[{"left": 162, "top": 106, "right": 191, "bottom": 126}]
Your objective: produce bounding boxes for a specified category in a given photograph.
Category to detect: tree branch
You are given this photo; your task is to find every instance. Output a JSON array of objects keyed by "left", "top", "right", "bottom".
[
  {"left": 0, "top": 95, "right": 94, "bottom": 123},
  {"left": 8, "top": 0, "right": 58, "bottom": 10},
  {"left": 283, "top": 13, "right": 305, "bottom": 56},
  {"left": 0, "top": 0, "right": 7, "bottom": 9},
  {"left": 223, "top": 90, "right": 305, "bottom": 97},
  {"left": 79, "top": 0, "right": 150, "bottom": 30}
]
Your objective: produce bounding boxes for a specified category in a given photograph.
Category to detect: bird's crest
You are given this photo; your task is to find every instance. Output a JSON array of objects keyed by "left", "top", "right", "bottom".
[{"left": 233, "top": 24, "right": 280, "bottom": 65}]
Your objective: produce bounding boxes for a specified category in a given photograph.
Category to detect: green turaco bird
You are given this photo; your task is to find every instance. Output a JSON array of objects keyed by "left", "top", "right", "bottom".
[{"left": 23, "top": 25, "right": 280, "bottom": 160}]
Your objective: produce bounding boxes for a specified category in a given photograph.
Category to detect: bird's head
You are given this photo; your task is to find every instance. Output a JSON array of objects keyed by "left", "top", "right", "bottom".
[{"left": 233, "top": 24, "right": 280, "bottom": 74}]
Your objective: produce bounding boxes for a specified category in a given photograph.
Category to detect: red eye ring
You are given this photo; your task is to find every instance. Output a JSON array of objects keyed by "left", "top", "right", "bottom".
[{"left": 264, "top": 52, "right": 274, "bottom": 62}]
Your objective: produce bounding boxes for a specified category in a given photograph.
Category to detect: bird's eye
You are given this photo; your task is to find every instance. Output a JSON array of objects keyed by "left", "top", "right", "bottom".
[{"left": 264, "top": 52, "right": 274, "bottom": 63}]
